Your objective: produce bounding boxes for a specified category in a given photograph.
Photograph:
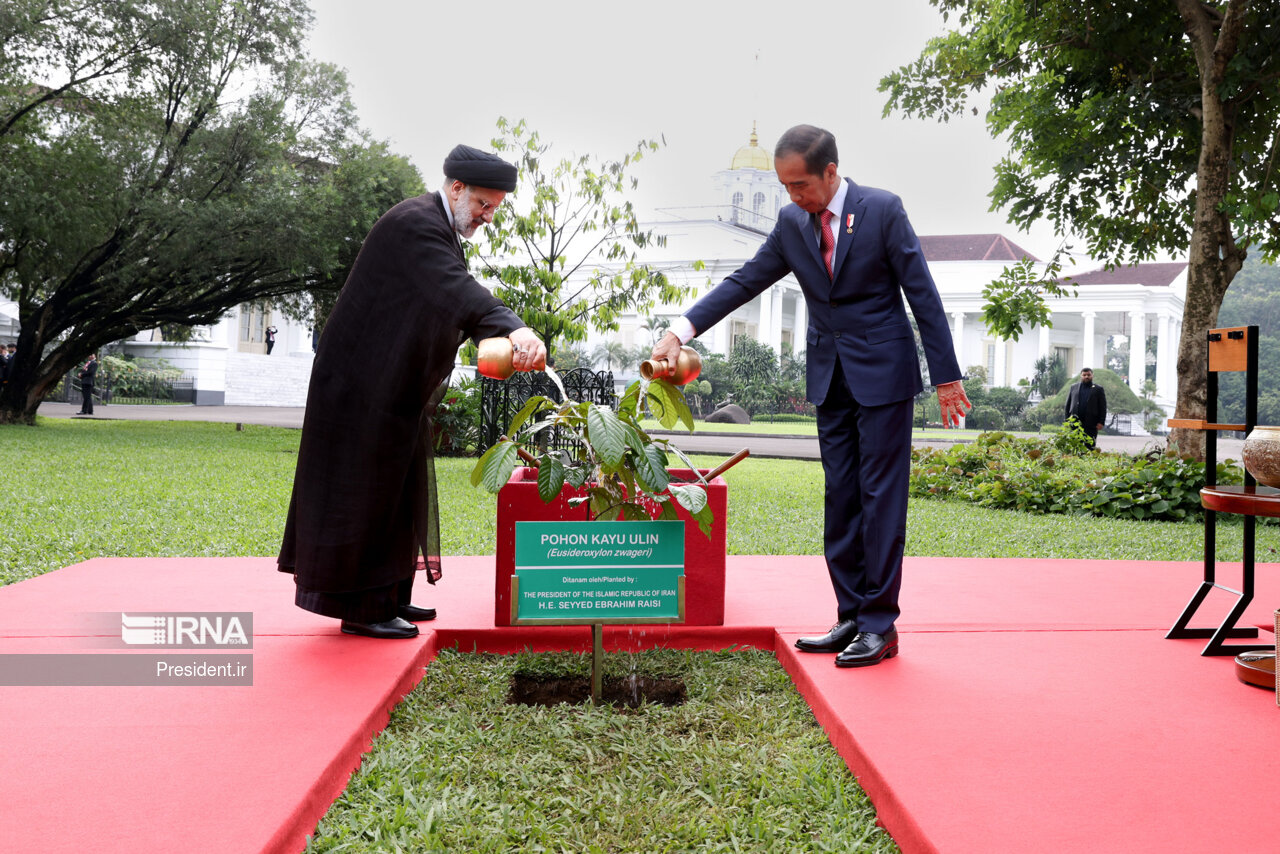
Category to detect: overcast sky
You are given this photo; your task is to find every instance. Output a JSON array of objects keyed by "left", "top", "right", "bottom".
[{"left": 304, "top": 0, "right": 1073, "bottom": 261}]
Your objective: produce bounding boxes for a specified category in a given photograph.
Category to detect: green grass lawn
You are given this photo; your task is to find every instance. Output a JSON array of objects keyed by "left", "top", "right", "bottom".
[
  {"left": 4, "top": 417, "right": 1273, "bottom": 585},
  {"left": 641, "top": 417, "right": 819, "bottom": 435},
  {"left": 4, "top": 417, "right": 1271, "bottom": 852}
]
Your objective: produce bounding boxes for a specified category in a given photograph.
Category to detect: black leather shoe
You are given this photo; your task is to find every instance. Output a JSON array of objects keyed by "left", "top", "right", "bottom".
[
  {"left": 795, "top": 619, "right": 859, "bottom": 653},
  {"left": 835, "top": 630, "right": 899, "bottom": 668},
  {"left": 398, "top": 604, "right": 437, "bottom": 622},
  {"left": 340, "top": 617, "right": 419, "bottom": 639}
]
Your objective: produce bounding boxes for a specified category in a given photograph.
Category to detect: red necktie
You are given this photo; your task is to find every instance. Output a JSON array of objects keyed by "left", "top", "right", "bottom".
[{"left": 819, "top": 209, "right": 834, "bottom": 278}]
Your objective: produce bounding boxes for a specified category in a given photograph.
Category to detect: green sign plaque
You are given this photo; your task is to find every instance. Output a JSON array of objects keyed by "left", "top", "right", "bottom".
[{"left": 512, "top": 520, "right": 685, "bottom": 624}]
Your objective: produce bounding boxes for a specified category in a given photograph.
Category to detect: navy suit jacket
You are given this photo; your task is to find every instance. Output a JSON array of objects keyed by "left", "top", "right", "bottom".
[{"left": 686, "top": 178, "right": 961, "bottom": 407}]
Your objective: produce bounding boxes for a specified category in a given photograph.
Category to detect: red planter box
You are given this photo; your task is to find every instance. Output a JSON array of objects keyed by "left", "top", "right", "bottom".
[{"left": 494, "top": 467, "right": 727, "bottom": 626}]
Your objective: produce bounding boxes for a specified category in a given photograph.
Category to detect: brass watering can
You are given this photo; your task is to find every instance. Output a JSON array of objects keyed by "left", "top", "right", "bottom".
[{"left": 639, "top": 346, "right": 702, "bottom": 384}]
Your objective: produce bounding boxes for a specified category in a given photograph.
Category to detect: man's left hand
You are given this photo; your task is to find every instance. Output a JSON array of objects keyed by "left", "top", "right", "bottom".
[
  {"left": 936, "top": 380, "right": 972, "bottom": 428},
  {"left": 508, "top": 327, "right": 547, "bottom": 372}
]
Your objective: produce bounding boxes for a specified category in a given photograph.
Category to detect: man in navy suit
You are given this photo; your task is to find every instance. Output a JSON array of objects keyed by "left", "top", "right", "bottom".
[{"left": 652, "top": 125, "right": 970, "bottom": 667}]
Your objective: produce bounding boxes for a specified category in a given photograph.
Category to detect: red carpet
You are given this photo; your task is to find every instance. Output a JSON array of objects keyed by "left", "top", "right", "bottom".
[{"left": 2, "top": 555, "right": 1278, "bottom": 853}]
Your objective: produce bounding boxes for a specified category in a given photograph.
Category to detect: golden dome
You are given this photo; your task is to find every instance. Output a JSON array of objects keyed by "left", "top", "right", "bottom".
[{"left": 730, "top": 123, "right": 772, "bottom": 171}]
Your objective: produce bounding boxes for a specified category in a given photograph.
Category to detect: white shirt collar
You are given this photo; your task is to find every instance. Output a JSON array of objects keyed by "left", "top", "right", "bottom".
[{"left": 826, "top": 177, "right": 848, "bottom": 221}]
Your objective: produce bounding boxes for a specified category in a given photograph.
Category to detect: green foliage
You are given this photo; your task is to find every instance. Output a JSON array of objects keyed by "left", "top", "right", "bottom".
[
  {"left": 755, "top": 412, "right": 817, "bottom": 424},
  {"left": 589, "top": 340, "right": 629, "bottom": 372},
  {"left": 727, "top": 337, "right": 779, "bottom": 414},
  {"left": 0, "top": 0, "right": 421, "bottom": 422},
  {"left": 687, "top": 338, "right": 812, "bottom": 417},
  {"left": 910, "top": 432, "right": 1244, "bottom": 522},
  {"left": 881, "top": 0, "right": 1280, "bottom": 263},
  {"left": 549, "top": 344, "right": 591, "bottom": 371},
  {"left": 1217, "top": 259, "right": 1280, "bottom": 425},
  {"left": 967, "top": 405, "right": 1004, "bottom": 431},
  {"left": 98, "top": 354, "right": 183, "bottom": 400},
  {"left": 471, "top": 379, "right": 713, "bottom": 536},
  {"left": 983, "top": 387, "right": 1028, "bottom": 423},
  {"left": 431, "top": 377, "right": 482, "bottom": 456},
  {"left": 470, "top": 117, "right": 698, "bottom": 358},
  {"left": 881, "top": 1, "right": 1280, "bottom": 437},
  {"left": 980, "top": 254, "right": 1078, "bottom": 341},
  {"left": 1053, "top": 419, "right": 1095, "bottom": 455},
  {"left": 1031, "top": 354, "right": 1069, "bottom": 398}
]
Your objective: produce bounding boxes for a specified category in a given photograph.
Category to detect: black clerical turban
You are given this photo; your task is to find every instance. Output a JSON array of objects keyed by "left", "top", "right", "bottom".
[{"left": 443, "top": 144, "right": 518, "bottom": 192}]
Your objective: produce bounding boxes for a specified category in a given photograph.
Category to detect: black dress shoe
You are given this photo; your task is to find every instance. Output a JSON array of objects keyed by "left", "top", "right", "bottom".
[
  {"left": 795, "top": 619, "right": 859, "bottom": 653},
  {"left": 835, "top": 629, "right": 899, "bottom": 668},
  {"left": 398, "top": 604, "right": 437, "bottom": 622},
  {"left": 340, "top": 617, "right": 419, "bottom": 639}
]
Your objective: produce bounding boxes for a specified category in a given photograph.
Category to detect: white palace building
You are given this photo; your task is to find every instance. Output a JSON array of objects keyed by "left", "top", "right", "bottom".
[{"left": 80, "top": 127, "right": 1184, "bottom": 416}]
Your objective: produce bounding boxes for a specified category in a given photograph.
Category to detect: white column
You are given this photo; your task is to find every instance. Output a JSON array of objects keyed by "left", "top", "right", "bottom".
[
  {"left": 1082, "top": 312, "right": 1097, "bottom": 371},
  {"left": 757, "top": 288, "right": 774, "bottom": 352},
  {"left": 1038, "top": 323, "right": 1051, "bottom": 359},
  {"left": 1128, "top": 310, "right": 1146, "bottom": 397},
  {"left": 710, "top": 323, "right": 730, "bottom": 358},
  {"left": 951, "top": 311, "right": 965, "bottom": 370},
  {"left": 768, "top": 287, "right": 784, "bottom": 358},
  {"left": 1156, "top": 313, "right": 1173, "bottom": 401},
  {"left": 993, "top": 334, "right": 1008, "bottom": 388},
  {"left": 793, "top": 292, "right": 808, "bottom": 356}
]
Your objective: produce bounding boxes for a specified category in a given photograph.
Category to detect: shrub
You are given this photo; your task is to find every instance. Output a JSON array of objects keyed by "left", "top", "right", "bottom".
[
  {"left": 910, "top": 433, "right": 1244, "bottom": 523},
  {"left": 757, "top": 413, "right": 817, "bottom": 424},
  {"left": 433, "top": 377, "right": 482, "bottom": 456},
  {"left": 967, "top": 405, "right": 1005, "bottom": 431},
  {"left": 99, "top": 354, "right": 184, "bottom": 400}
]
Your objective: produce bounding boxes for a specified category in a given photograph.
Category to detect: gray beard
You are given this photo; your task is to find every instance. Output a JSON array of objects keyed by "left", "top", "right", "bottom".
[{"left": 451, "top": 188, "right": 479, "bottom": 239}]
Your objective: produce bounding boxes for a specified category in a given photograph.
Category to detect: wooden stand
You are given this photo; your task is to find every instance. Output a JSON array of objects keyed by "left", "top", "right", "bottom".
[{"left": 1166, "top": 326, "right": 1271, "bottom": 655}]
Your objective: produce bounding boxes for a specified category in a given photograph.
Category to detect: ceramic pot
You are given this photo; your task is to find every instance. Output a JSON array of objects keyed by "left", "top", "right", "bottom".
[
  {"left": 476, "top": 337, "right": 515, "bottom": 380},
  {"left": 1242, "top": 426, "right": 1280, "bottom": 487},
  {"left": 639, "top": 346, "right": 702, "bottom": 384}
]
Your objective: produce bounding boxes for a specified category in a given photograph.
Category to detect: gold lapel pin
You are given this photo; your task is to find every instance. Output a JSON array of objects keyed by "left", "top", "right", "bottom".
[{"left": 846, "top": 213, "right": 854, "bottom": 233}]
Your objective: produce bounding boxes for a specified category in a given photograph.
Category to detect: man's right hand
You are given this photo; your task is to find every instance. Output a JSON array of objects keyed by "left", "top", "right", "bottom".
[{"left": 650, "top": 331, "right": 685, "bottom": 371}]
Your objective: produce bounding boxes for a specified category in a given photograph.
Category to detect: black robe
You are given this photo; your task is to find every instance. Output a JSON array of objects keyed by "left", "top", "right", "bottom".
[{"left": 278, "top": 192, "right": 520, "bottom": 610}]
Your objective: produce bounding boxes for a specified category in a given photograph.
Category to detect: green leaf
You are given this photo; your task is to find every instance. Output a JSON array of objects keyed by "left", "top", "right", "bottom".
[
  {"left": 507, "top": 395, "right": 551, "bottom": 435},
  {"left": 689, "top": 502, "right": 714, "bottom": 539},
  {"left": 471, "top": 440, "right": 519, "bottom": 493},
  {"left": 620, "top": 503, "right": 651, "bottom": 521},
  {"left": 537, "top": 455, "right": 566, "bottom": 503},
  {"left": 587, "top": 404, "right": 626, "bottom": 468},
  {"left": 633, "top": 443, "right": 670, "bottom": 494},
  {"left": 645, "top": 379, "right": 694, "bottom": 431},
  {"left": 668, "top": 482, "right": 708, "bottom": 516},
  {"left": 617, "top": 381, "right": 642, "bottom": 420},
  {"left": 564, "top": 465, "right": 589, "bottom": 490}
]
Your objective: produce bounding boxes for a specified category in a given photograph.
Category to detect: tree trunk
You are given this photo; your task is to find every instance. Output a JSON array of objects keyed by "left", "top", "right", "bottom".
[
  {"left": 0, "top": 354, "right": 63, "bottom": 425},
  {"left": 1168, "top": 0, "right": 1248, "bottom": 460},
  {"left": 0, "top": 308, "right": 91, "bottom": 425}
]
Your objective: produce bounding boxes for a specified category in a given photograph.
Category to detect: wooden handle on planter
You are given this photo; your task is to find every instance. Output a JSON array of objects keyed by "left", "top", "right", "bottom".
[{"left": 703, "top": 448, "right": 749, "bottom": 482}]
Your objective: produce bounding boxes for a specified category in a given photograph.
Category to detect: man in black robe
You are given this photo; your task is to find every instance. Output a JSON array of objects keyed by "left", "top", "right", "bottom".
[
  {"left": 1063, "top": 367, "right": 1107, "bottom": 449},
  {"left": 279, "top": 145, "right": 546, "bottom": 639},
  {"left": 76, "top": 353, "right": 98, "bottom": 415}
]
